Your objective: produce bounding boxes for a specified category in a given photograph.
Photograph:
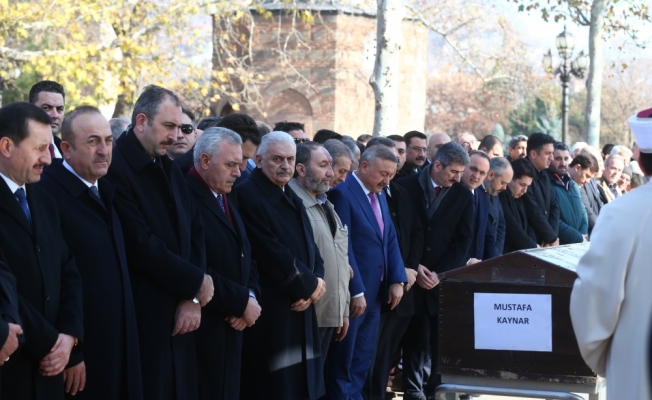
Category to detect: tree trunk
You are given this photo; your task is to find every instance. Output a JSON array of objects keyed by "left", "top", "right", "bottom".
[
  {"left": 369, "top": 0, "right": 403, "bottom": 137},
  {"left": 584, "top": 0, "right": 608, "bottom": 147}
]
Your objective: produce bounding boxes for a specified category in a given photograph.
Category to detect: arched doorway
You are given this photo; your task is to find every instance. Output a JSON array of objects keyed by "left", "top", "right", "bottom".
[{"left": 266, "top": 89, "right": 314, "bottom": 137}]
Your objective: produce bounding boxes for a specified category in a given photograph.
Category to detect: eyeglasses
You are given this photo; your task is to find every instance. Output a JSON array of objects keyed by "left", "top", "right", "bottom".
[
  {"left": 180, "top": 124, "right": 195, "bottom": 135},
  {"left": 294, "top": 138, "right": 310, "bottom": 144},
  {"left": 408, "top": 146, "right": 428, "bottom": 154}
]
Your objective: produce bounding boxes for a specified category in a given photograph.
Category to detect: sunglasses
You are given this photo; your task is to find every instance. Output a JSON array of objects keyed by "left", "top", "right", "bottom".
[
  {"left": 294, "top": 138, "right": 310, "bottom": 144},
  {"left": 180, "top": 124, "right": 195, "bottom": 135}
]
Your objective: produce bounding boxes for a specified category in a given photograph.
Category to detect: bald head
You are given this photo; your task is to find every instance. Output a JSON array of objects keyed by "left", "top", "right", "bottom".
[{"left": 428, "top": 132, "right": 451, "bottom": 161}]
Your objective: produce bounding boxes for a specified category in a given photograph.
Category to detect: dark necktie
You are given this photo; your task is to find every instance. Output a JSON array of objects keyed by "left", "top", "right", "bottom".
[
  {"left": 89, "top": 185, "right": 105, "bottom": 208},
  {"left": 14, "top": 188, "right": 31, "bottom": 224},
  {"left": 435, "top": 186, "right": 442, "bottom": 198},
  {"left": 216, "top": 194, "right": 233, "bottom": 224},
  {"left": 321, "top": 203, "right": 336, "bottom": 237},
  {"left": 48, "top": 144, "right": 56, "bottom": 159}
]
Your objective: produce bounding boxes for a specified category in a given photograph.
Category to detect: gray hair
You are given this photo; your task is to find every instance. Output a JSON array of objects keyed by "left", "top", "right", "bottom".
[
  {"left": 256, "top": 131, "right": 296, "bottom": 158},
  {"left": 109, "top": 117, "right": 130, "bottom": 140},
  {"left": 131, "top": 85, "right": 180, "bottom": 127},
  {"left": 358, "top": 144, "right": 398, "bottom": 169},
  {"left": 610, "top": 145, "right": 633, "bottom": 159},
  {"left": 341, "top": 137, "right": 359, "bottom": 160},
  {"left": 489, "top": 156, "right": 512, "bottom": 177},
  {"left": 323, "top": 139, "right": 353, "bottom": 165},
  {"left": 605, "top": 154, "right": 625, "bottom": 166},
  {"left": 193, "top": 127, "right": 243, "bottom": 168},
  {"left": 434, "top": 142, "right": 470, "bottom": 168},
  {"left": 509, "top": 135, "right": 528, "bottom": 149},
  {"left": 365, "top": 136, "right": 396, "bottom": 149}
]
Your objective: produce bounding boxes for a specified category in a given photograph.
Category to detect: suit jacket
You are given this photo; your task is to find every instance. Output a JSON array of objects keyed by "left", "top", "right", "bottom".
[
  {"left": 174, "top": 145, "right": 194, "bottom": 176},
  {"left": 580, "top": 178, "right": 603, "bottom": 234},
  {"left": 395, "top": 166, "right": 473, "bottom": 315},
  {"left": 0, "top": 179, "right": 83, "bottom": 400},
  {"left": 482, "top": 186, "right": 506, "bottom": 255},
  {"left": 186, "top": 171, "right": 259, "bottom": 400},
  {"left": 499, "top": 190, "right": 538, "bottom": 253},
  {"left": 237, "top": 167, "right": 325, "bottom": 400},
  {"left": 384, "top": 181, "right": 423, "bottom": 317},
  {"left": 467, "top": 188, "right": 498, "bottom": 262},
  {"left": 106, "top": 130, "right": 206, "bottom": 400},
  {"left": 39, "top": 161, "right": 143, "bottom": 400},
  {"left": 327, "top": 173, "right": 407, "bottom": 306},
  {"left": 521, "top": 161, "right": 560, "bottom": 244},
  {"left": 395, "top": 162, "right": 419, "bottom": 179}
]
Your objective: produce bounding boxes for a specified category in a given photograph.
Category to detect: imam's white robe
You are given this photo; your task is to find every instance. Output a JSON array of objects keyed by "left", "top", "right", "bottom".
[{"left": 570, "top": 179, "right": 652, "bottom": 399}]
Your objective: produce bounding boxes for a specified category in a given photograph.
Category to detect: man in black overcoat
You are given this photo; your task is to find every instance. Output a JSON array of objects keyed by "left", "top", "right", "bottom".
[
  {"left": 38, "top": 107, "right": 143, "bottom": 399},
  {"left": 185, "top": 127, "right": 261, "bottom": 400},
  {"left": 105, "top": 86, "right": 214, "bottom": 400},
  {"left": 0, "top": 247, "right": 23, "bottom": 393},
  {"left": 0, "top": 102, "right": 83, "bottom": 399},
  {"left": 237, "top": 131, "right": 326, "bottom": 400},
  {"left": 398, "top": 142, "right": 474, "bottom": 391}
]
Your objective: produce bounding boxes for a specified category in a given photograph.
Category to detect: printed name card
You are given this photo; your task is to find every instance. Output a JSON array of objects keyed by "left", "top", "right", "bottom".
[{"left": 474, "top": 292, "right": 552, "bottom": 352}]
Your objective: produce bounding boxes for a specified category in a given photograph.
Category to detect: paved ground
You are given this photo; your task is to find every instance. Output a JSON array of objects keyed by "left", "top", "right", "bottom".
[{"left": 391, "top": 392, "right": 590, "bottom": 400}]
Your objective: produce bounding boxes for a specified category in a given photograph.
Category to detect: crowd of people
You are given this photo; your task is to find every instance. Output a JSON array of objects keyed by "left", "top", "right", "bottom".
[{"left": 0, "top": 79, "right": 650, "bottom": 400}]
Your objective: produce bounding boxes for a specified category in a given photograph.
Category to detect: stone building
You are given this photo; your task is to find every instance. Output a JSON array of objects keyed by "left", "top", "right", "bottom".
[{"left": 212, "top": 0, "right": 428, "bottom": 137}]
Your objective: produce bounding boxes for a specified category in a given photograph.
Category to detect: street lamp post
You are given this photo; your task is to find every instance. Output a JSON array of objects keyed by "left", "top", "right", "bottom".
[{"left": 542, "top": 27, "right": 589, "bottom": 144}]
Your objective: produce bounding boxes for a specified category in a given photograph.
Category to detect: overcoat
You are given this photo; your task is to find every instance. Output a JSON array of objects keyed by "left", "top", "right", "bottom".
[
  {"left": 237, "top": 168, "right": 325, "bottom": 400},
  {"left": 39, "top": 161, "right": 143, "bottom": 400},
  {"left": 0, "top": 247, "right": 22, "bottom": 396},
  {"left": 498, "top": 190, "right": 538, "bottom": 253},
  {"left": 106, "top": 130, "right": 206, "bottom": 400},
  {"left": 0, "top": 179, "right": 83, "bottom": 399},
  {"left": 397, "top": 168, "right": 473, "bottom": 316},
  {"left": 481, "top": 185, "right": 506, "bottom": 255},
  {"left": 549, "top": 174, "right": 588, "bottom": 245},
  {"left": 570, "top": 180, "right": 652, "bottom": 399},
  {"left": 579, "top": 178, "right": 603, "bottom": 234},
  {"left": 186, "top": 171, "right": 260, "bottom": 400},
  {"left": 521, "top": 161, "right": 560, "bottom": 244}
]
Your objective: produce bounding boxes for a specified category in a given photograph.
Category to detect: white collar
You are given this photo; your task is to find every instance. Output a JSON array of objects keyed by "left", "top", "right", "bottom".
[
  {"left": 0, "top": 171, "right": 25, "bottom": 194},
  {"left": 63, "top": 160, "right": 97, "bottom": 189},
  {"left": 51, "top": 137, "right": 62, "bottom": 158},
  {"left": 352, "top": 171, "right": 372, "bottom": 197}
]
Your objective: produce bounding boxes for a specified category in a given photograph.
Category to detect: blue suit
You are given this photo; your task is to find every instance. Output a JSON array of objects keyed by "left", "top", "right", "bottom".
[
  {"left": 327, "top": 173, "right": 406, "bottom": 400},
  {"left": 480, "top": 185, "right": 506, "bottom": 255},
  {"left": 467, "top": 188, "right": 498, "bottom": 262}
]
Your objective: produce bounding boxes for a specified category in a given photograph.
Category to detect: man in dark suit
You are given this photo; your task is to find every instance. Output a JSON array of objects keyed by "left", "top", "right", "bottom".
[
  {"left": 175, "top": 113, "right": 261, "bottom": 183},
  {"left": 522, "top": 133, "right": 560, "bottom": 247},
  {"left": 461, "top": 150, "right": 497, "bottom": 265},
  {"left": 481, "top": 157, "right": 512, "bottom": 255},
  {"left": 29, "top": 81, "right": 66, "bottom": 158},
  {"left": 569, "top": 154, "right": 601, "bottom": 235},
  {"left": 39, "top": 106, "right": 143, "bottom": 399},
  {"left": 398, "top": 142, "right": 474, "bottom": 390},
  {"left": 396, "top": 131, "right": 428, "bottom": 178},
  {"left": 186, "top": 127, "right": 261, "bottom": 400},
  {"left": 362, "top": 137, "right": 421, "bottom": 400},
  {"left": 327, "top": 145, "right": 407, "bottom": 400},
  {"left": 499, "top": 158, "right": 538, "bottom": 253},
  {"left": 106, "top": 86, "right": 214, "bottom": 400},
  {"left": 0, "top": 102, "right": 83, "bottom": 399},
  {"left": 237, "top": 131, "right": 326, "bottom": 400},
  {"left": 166, "top": 108, "right": 199, "bottom": 161}
]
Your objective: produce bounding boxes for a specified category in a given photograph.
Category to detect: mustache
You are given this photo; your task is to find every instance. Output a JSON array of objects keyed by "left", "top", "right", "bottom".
[
  {"left": 160, "top": 139, "right": 174, "bottom": 146},
  {"left": 93, "top": 156, "right": 110, "bottom": 163},
  {"left": 276, "top": 168, "right": 293, "bottom": 175}
]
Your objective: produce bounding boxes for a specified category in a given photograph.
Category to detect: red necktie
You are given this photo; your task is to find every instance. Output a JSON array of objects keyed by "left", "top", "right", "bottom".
[{"left": 435, "top": 186, "right": 442, "bottom": 197}]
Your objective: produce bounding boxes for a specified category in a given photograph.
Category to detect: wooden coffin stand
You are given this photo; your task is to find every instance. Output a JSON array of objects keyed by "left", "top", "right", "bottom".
[{"left": 435, "top": 244, "right": 606, "bottom": 400}]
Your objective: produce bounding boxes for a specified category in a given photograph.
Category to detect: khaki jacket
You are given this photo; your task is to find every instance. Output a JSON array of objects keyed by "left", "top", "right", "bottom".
[{"left": 289, "top": 179, "right": 350, "bottom": 327}]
